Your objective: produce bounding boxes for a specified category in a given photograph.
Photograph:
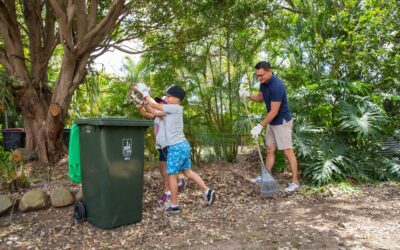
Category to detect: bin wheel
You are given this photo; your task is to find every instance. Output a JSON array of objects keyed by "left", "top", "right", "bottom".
[{"left": 73, "top": 202, "right": 87, "bottom": 221}]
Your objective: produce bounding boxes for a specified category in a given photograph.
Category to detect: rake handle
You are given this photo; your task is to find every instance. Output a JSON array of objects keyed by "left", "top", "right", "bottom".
[{"left": 242, "top": 96, "right": 266, "bottom": 168}]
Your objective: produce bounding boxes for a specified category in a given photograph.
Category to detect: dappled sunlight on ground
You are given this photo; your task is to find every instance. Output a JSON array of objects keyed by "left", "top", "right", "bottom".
[{"left": 0, "top": 153, "right": 399, "bottom": 249}]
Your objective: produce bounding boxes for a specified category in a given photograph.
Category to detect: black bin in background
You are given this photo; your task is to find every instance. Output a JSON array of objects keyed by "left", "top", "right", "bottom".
[
  {"left": 63, "top": 128, "right": 71, "bottom": 148},
  {"left": 2, "top": 128, "right": 25, "bottom": 151}
]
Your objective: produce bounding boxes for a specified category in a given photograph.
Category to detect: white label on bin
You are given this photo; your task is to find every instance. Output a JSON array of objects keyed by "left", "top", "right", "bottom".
[
  {"left": 84, "top": 126, "right": 91, "bottom": 133},
  {"left": 122, "top": 139, "right": 132, "bottom": 160}
]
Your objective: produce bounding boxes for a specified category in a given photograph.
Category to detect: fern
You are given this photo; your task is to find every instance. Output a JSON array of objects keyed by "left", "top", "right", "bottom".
[{"left": 0, "top": 146, "right": 17, "bottom": 187}]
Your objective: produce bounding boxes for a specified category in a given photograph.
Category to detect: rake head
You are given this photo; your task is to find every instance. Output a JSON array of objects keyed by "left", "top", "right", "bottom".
[{"left": 260, "top": 164, "right": 280, "bottom": 198}]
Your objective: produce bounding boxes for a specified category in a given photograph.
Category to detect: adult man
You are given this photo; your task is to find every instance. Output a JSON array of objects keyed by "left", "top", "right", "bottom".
[{"left": 240, "top": 61, "right": 299, "bottom": 192}]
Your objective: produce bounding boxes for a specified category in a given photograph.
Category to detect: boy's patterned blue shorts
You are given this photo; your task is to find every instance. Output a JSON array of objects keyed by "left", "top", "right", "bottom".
[{"left": 166, "top": 140, "right": 191, "bottom": 175}]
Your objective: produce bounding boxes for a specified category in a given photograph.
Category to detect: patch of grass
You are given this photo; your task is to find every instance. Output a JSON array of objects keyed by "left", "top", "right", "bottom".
[
  {"left": 247, "top": 230, "right": 261, "bottom": 238},
  {"left": 299, "top": 185, "right": 329, "bottom": 196},
  {"left": 292, "top": 239, "right": 302, "bottom": 249},
  {"left": 211, "top": 235, "right": 221, "bottom": 242},
  {"left": 300, "top": 181, "right": 360, "bottom": 197},
  {"left": 336, "top": 181, "right": 359, "bottom": 193}
]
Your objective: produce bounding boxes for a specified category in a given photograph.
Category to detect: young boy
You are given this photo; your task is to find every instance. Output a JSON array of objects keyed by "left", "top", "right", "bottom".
[
  {"left": 136, "top": 84, "right": 216, "bottom": 214},
  {"left": 135, "top": 96, "right": 186, "bottom": 203}
]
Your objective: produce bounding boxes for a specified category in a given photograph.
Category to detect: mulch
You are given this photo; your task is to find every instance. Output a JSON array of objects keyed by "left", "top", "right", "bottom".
[{"left": 1, "top": 152, "right": 399, "bottom": 249}]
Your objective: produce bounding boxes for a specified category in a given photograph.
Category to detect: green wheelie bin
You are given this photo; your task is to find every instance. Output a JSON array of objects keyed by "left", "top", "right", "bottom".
[
  {"left": 75, "top": 118, "right": 152, "bottom": 229},
  {"left": 68, "top": 124, "right": 81, "bottom": 183}
]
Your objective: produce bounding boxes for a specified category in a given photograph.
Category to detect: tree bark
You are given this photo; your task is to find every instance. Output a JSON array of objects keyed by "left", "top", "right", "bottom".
[{"left": 0, "top": 0, "right": 127, "bottom": 164}]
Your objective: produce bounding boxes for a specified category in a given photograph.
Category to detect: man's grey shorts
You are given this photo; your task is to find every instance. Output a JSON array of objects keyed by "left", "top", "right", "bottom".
[{"left": 265, "top": 119, "right": 293, "bottom": 150}]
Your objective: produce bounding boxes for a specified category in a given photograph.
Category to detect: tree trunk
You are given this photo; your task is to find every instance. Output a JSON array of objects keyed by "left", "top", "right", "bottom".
[
  {"left": 14, "top": 84, "right": 47, "bottom": 162},
  {"left": 14, "top": 53, "right": 88, "bottom": 164},
  {"left": 13, "top": 83, "right": 61, "bottom": 163},
  {"left": 1, "top": 0, "right": 127, "bottom": 164}
]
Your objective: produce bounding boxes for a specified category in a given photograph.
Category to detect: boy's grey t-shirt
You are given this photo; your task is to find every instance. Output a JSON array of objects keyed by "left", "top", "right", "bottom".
[
  {"left": 162, "top": 104, "right": 186, "bottom": 146},
  {"left": 154, "top": 117, "right": 167, "bottom": 149}
]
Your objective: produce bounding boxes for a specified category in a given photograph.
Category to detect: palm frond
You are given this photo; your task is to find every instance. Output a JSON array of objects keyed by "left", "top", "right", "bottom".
[
  {"left": 302, "top": 138, "right": 352, "bottom": 185},
  {"left": 339, "top": 98, "right": 387, "bottom": 138},
  {"left": 293, "top": 123, "right": 323, "bottom": 158},
  {"left": 383, "top": 158, "right": 400, "bottom": 179}
]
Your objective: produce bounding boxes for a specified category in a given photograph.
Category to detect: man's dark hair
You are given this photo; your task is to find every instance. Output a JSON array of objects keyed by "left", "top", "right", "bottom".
[{"left": 255, "top": 61, "right": 272, "bottom": 70}]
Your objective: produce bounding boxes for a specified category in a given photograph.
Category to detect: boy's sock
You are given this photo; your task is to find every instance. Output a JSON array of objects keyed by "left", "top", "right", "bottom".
[{"left": 159, "top": 191, "right": 171, "bottom": 204}]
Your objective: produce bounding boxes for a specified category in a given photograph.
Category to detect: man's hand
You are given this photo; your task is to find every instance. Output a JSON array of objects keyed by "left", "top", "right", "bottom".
[
  {"left": 239, "top": 86, "right": 250, "bottom": 98},
  {"left": 135, "top": 82, "right": 150, "bottom": 97},
  {"left": 251, "top": 124, "right": 263, "bottom": 138}
]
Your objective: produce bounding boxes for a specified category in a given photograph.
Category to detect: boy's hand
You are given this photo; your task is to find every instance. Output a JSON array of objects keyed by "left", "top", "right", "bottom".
[
  {"left": 135, "top": 82, "right": 150, "bottom": 97},
  {"left": 127, "top": 85, "right": 145, "bottom": 106}
]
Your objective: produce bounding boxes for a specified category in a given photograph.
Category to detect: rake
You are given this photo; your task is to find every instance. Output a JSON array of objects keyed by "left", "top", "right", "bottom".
[{"left": 241, "top": 95, "right": 280, "bottom": 198}]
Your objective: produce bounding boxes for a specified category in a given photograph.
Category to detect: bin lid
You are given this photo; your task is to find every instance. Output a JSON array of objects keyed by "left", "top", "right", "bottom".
[
  {"left": 75, "top": 118, "right": 153, "bottom": 127},
  {"left": 1, "top": 128, "right": 25, "bottom": 132}
]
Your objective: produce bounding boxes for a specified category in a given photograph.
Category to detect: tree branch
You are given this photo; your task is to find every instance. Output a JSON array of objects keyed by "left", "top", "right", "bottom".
[
  {"left": 69, "top": 53, "right": 90, "bottom": 95},
  {"left": 280, "top": 0, "right": 301, "bottom": 14},
  {"left": 17, "top": 21, "right": 29, "bottom": 35},
  {"left": 103, "top": 44, "right": 148, "bottom": 54},
  {"left": 76, "top": 0, "right": 125, "bottom": 55},
  {"left": 88, "top": 47, "right": 110, "bottom": 61},
  {"left": 278, "top": 5, "right": 301, "bottom": 13},
  {"left": 0, "top": 1, "right": 30, "bottom": 85},
  {"left": 0, "top": 2, "right": 14, "bottom": 30},
  {"left": 42, "top": 37, "right": 59, "bottom": 70},
  {"left": 88, "top": 0, "right": 98, "bottom": 29},
  {"left": 47, "top": 0, "right": 66, "bottom": 20},
  {"left": 48, "top": 0, "right": 74, "bottom": 53},
  {"left": 66, "top": 0, "right": 76, "bottom": 32},
  {"left": 4, "top": 0, "right": 16, "bottom": 15},
  {"left": 22, "top": 1, "right": 42, "bottom": 79},
  {"left": 43, "top": 2, "right": 58, "bottom": 61},
  {"left": 75, "top": 0, "right": 88, "bottom": 41}
]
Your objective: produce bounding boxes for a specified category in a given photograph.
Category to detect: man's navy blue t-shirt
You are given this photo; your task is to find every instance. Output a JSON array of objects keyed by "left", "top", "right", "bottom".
[{"left": 259, "top": 75, "right": 292, "bottom": 125}]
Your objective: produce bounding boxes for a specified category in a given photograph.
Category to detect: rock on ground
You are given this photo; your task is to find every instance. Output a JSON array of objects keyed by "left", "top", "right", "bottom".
[
  {"left": 74, "top": 190, "right": 83, "bottom": 202},
  {"left": 18, "top": 189, "right": 49, "bottom": 212},
  {"left": 0, "top": 195, "right": 13, "bottom": 215},
  {"left": 50, "top": 186, "right": 74, "bottom": 208}
]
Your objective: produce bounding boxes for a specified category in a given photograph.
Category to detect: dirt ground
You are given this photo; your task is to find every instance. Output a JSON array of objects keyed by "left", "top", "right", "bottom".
[{"left": 1, "top": 155, "right": 400, "bottom": 249}]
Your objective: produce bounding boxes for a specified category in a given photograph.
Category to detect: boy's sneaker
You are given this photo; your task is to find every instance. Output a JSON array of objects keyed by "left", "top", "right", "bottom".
[
  {"left": 163, "top": 203, "right": 180, "bottom": 215},
  {"left": 178, "top": 178, "right": 186, "bottom": 192},
  {"left": 204, "top": 188, "right": 216, "bottom": 205},
  {"left": 158, "top": 193, "right": 171, "bottom": 204},
  {"left": 284, "top": 183, "right": 300, "bottom": 192},
  {"left": 250, "top": 176, "right": 262, "bottom": 185}
]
